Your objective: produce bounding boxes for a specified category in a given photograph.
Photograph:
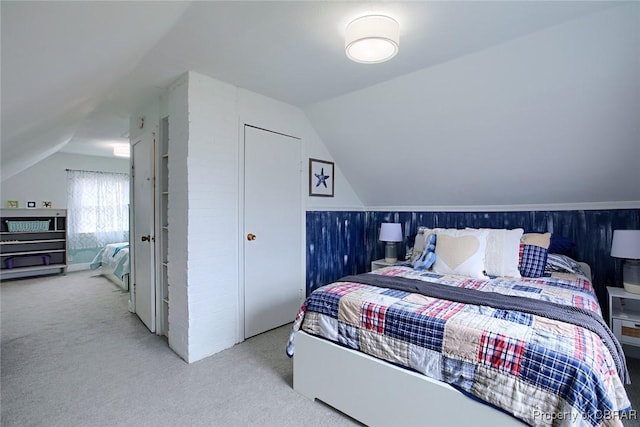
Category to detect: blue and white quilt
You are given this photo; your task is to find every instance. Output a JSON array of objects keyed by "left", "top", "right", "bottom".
[{"left": 90, "top": 242, "right": 130, "bottom": 289}]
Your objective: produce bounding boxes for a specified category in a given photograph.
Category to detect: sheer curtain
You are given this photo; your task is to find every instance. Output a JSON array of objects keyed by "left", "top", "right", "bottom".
[{"left": 67, "top": 170, "right": 130, "bottom": 250}]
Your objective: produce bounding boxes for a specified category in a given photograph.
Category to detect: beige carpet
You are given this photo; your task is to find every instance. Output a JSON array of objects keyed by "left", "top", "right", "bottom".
[
  {"left": 1, "top": 271, "right": 358, "bottom": 427},
  {"left": 2, "top": 270, "right": 639, "bottom": 426}
]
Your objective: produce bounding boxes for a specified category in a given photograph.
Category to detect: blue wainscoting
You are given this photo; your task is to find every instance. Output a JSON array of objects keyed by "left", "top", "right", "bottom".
[
  {"left": 306, "top": 211, "right": 367, "bottom": 293},
  {"left": 306, "top": 209, "right": 640, "bottom": 314}
]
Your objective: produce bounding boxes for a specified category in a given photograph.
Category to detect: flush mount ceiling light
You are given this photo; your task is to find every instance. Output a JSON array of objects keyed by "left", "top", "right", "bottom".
[{"left": 345, "top": 15, "right": 399, "bottom": 64}]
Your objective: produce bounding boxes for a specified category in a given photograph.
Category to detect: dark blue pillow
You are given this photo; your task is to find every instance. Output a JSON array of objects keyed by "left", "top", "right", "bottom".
[
  {"left": 519, "top": 244, "right": 549, "bottom": 278},
  {"left": 549, "top": 234, "right": 574, "bottom": 255}
]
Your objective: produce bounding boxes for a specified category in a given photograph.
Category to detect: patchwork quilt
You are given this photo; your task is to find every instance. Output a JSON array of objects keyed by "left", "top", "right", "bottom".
[{"left": 288, "top": 266, "right": 632, "bottom": 427}]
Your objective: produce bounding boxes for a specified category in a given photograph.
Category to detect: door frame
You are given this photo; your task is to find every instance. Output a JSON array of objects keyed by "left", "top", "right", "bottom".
[
  {"left": 237, "top": 122, "right": 305, "bottom": 343},
  {"left": 128, "top": 154, "right": 136, "bottom": 313}
]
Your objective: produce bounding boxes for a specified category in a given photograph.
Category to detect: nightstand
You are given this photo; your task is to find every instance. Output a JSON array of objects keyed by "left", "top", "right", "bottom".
[
  {"left": 607, "top": 286, "right": 640, "bottom": 348},
  {"left": 371, "top": 259, "right": 401, "bottom": 271}
]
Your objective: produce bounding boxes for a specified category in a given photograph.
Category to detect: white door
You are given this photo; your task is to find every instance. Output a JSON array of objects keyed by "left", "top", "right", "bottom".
[
  {"left": 132, "top": 131, "right": 156, "bottom": 332},
  {"left": 244, "top": 125, "right": 302, "bottom": 338}
]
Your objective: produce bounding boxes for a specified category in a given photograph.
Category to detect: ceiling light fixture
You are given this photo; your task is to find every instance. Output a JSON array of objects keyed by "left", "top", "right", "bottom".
[{"left": 345, "top": 15, "right": 399, "bottom": 64}]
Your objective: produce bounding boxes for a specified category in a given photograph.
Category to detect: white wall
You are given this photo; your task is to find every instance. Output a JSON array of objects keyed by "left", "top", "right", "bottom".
[
  {"left": 305, "top": 3, "right": 640, "bottom": 210},
  {"left": 185, "top": 72, "right": 239, "bottom": 362},
  {"left": 159, "top": 71, "right": 362, "bottom": 363},
  {"left": 165, "top": 74, "right": 190, "bottom": 361},
  {"left": 0, "top": 152, "right": 129, "bottom": 210},
  {"left": 237, "top": 89, "right": 363, "bottom": 211}
]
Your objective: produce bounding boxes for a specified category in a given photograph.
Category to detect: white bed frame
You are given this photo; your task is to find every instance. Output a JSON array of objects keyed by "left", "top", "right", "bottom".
[
  {"left": 293, "top": 263, "right": 594, "bottom": 425},
  {"left": 103, "top": 271, "right": 129, "bottom": 291},
  {"left": 294, "top": 331, "right": 523, "bottom": 426}
]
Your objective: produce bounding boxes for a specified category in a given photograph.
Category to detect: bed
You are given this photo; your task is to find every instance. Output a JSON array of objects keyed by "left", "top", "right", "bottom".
[
  {"left": 288, "top": 228, "right": 632, "bottom": 427},
  {"left": 89, "top": 242, "right": 130, "bottom": 291}
]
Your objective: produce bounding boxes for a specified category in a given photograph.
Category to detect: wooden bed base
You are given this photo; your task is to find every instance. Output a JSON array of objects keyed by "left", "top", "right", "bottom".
[{"left": 293, "top": 331, "right": 523, "bottom": 426}]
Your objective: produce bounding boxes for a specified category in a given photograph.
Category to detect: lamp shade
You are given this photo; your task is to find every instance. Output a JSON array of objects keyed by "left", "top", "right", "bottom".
[
  {"left": 611, "top": 230, "right": 640, "bottom": 259},
  {"left": 379, "top": 223, "right": 403, "bottom": 242},
  {"left": 345, "top": 15, "right": 399, "bottom": 64}
]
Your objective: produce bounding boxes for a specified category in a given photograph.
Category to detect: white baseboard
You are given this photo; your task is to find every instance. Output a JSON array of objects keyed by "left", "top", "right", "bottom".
[{"left": 67, "top": 263, "right": 91, "bottom": 272}]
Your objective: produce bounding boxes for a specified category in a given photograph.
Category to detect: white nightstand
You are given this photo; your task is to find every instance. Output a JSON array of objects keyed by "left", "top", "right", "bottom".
[
  {"left": 371, "top": 259, "right": 401, "bottom": 271},
  {"left": 607, "top": 286, "right": 640, "bottom": 348}
]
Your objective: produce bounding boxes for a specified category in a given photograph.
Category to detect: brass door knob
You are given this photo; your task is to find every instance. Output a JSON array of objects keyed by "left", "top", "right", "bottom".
[{"left": 247, "top": 233, "right": 256, "bottom": 241}]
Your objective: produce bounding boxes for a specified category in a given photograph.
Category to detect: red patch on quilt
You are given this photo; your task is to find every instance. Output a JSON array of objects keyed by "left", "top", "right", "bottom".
[
  {"left": 360, "top": 301, "right": 388, "bottom": 334},
  {"left": 478, "top": 332, "right": 526, "bottom": 376}
]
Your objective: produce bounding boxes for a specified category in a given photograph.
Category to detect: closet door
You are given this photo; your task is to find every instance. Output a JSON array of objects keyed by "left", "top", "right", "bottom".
[
  {"left": 132, "top": 130, "right": 156, "bottom": 332},
  {"left": 244, "top": 125, "right": 302, "bottom": 338}
]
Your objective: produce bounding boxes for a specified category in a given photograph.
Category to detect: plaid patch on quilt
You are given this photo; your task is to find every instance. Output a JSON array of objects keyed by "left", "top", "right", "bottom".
[{"left": 289, "top": 267, "right": 632, "bottom": 427}]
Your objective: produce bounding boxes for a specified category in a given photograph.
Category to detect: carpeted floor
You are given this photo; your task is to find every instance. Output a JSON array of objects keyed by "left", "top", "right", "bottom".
[
  {"left": 0, "top": 271, "right": 358, "bottom": 427},
  {"left": 624, "top": 347, "right": 640, "bottom": 427},
  {"left": 1, "top": 270, "right": 639, "bottom": 426}
]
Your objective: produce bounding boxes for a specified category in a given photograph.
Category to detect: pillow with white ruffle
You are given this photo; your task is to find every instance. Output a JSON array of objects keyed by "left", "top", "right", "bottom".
[{"left": 469, "top": 228, "right": 524, "bottom": 278}]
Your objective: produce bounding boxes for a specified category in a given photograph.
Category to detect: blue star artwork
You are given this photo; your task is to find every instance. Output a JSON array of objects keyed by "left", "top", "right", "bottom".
[
  {"left": 314, "top": 168, "right": 330, "bottom": 188},
  {"left": 309, "top": 158, "right": 334, "bottom": 197}
]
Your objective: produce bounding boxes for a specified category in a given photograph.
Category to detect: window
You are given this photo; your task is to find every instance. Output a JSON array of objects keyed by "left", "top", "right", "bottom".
[{"left": 67, "top": 170, "right": 129, "bottom": 250}]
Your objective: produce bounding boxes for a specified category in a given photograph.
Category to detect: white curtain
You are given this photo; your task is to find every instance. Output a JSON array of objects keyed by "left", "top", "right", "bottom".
[{"left": 67, "top": 170, "right": 130, "bottom": 250}]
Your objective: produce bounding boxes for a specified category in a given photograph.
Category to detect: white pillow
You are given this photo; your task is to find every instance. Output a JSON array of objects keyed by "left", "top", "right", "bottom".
[
  {"left": 476, "top": 228, "right": 523, "bottom": 278},
  {"left": 433, "top": 228, "right": 489, "bottom": 279}
]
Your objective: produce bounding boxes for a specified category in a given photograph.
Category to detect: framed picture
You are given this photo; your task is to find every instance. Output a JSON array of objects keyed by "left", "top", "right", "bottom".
[
  {"left": 309, "top": 158, "right": 334, "bottom": 197},
  {"left": 26, "top": 201, "right": 36, "bottom": 209},
  {"left": 6, "top": 200, "right": 19, "bottom": 209},
  {"left": 42, "top": 201, "right": 52, "bottom": 208}
]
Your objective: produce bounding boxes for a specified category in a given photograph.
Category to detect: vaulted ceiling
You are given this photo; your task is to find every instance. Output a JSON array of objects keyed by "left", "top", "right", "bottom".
[{"left": 2, "top": 1, "right": 638, "bottom": 206}]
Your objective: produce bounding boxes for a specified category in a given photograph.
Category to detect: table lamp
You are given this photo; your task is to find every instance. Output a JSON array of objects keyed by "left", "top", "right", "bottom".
[
  {"left": 611, "top": 229, "right": 640, "bottom": 294},
  {"left": 379, "top": 223, "right": 403, "bottom": 263}
]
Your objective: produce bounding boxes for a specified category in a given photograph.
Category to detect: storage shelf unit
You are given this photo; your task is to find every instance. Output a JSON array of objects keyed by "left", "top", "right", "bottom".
[
  {"left": 1, "top": 209, "right": 67, "bottom": 280},
  {"left": 156, "top": 117, "right": 170, "bottom": 337}
]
